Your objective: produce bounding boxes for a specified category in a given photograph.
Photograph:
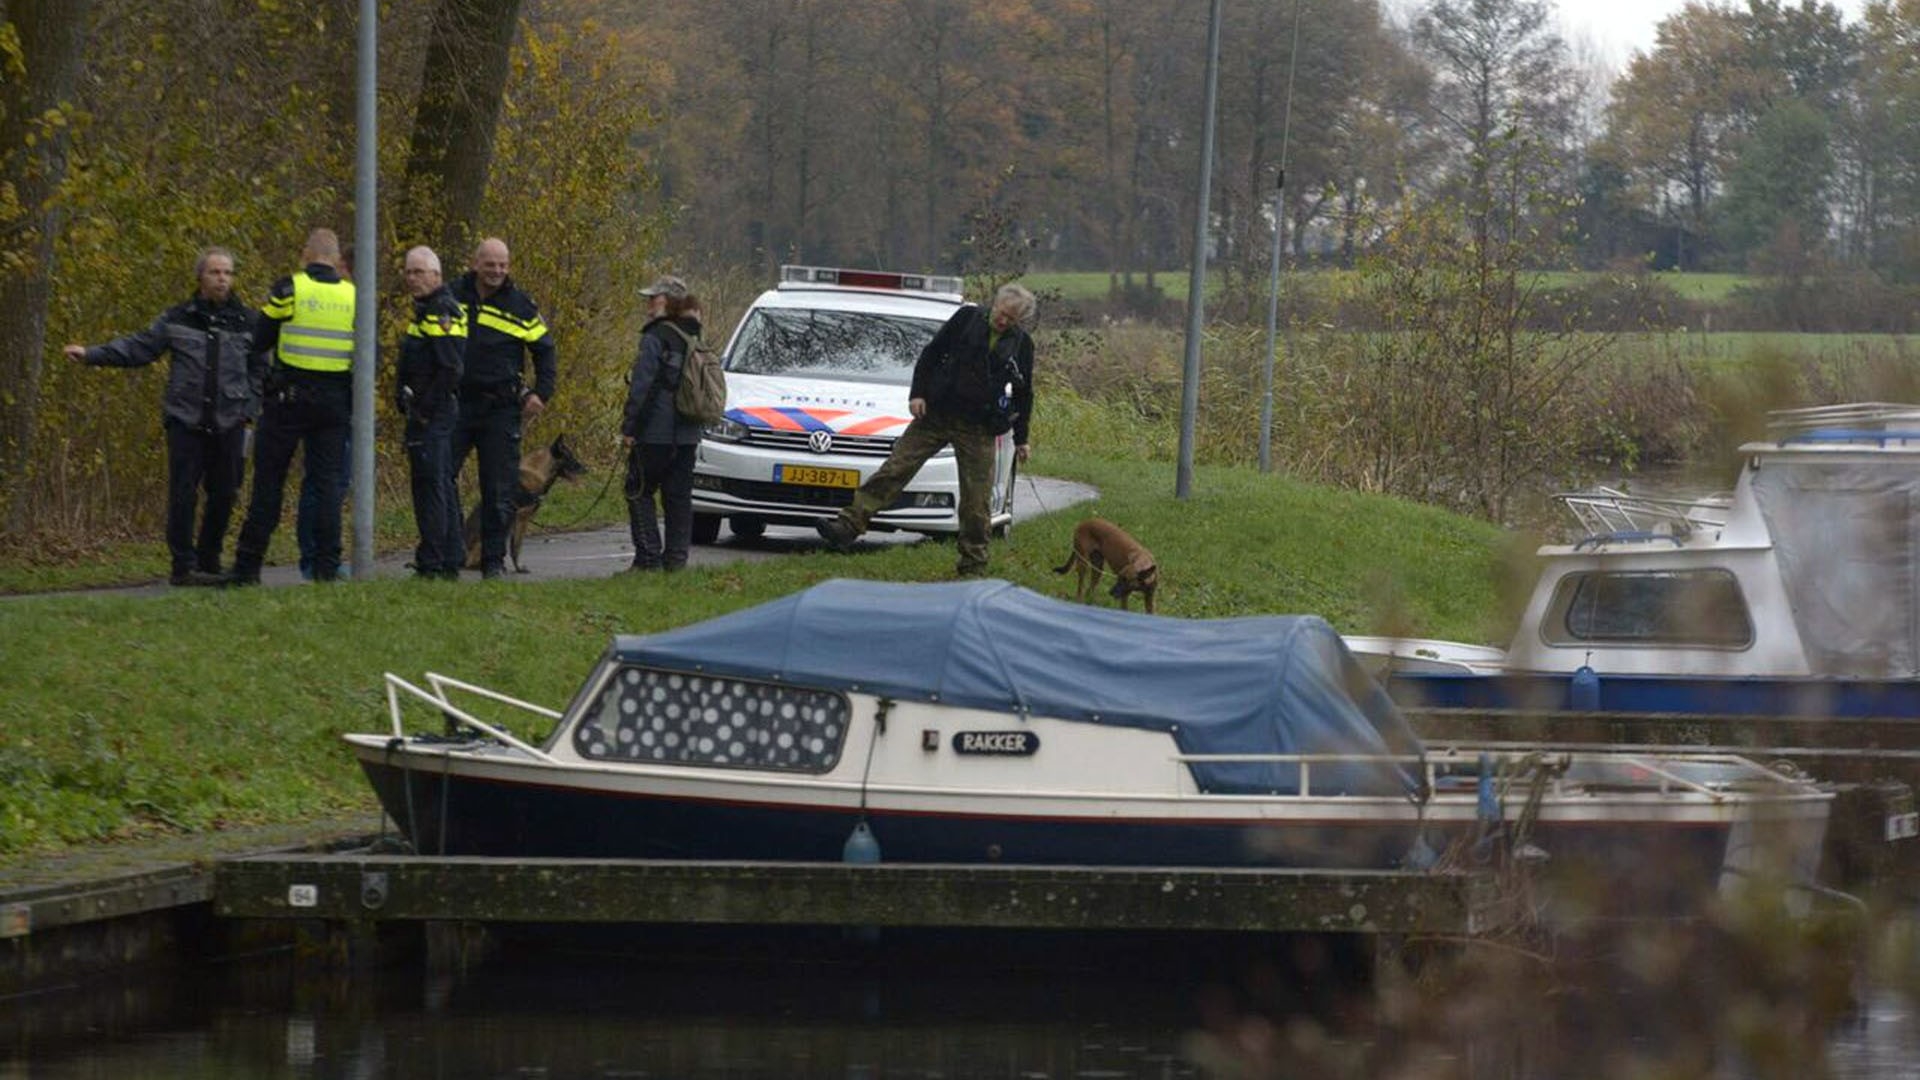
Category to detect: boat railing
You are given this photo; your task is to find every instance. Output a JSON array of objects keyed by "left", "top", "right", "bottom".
[
  {"left": 1552, "top": 486, "right": 1728, "bottom": 547},
  {"left": 1766, "top": 402, "right": 1920, "bottom": 446},
  {"left": 383, "top": 671, "right": 559, "bottom": 763},
  {"left": 1171, "top": 747, "right": 1790, "bottom": 802}
]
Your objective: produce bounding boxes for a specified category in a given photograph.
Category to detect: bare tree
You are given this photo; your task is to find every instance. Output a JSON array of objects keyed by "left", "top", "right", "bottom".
[{"left": 1412, "top": 0, "right": 1577, "bottom": 248}]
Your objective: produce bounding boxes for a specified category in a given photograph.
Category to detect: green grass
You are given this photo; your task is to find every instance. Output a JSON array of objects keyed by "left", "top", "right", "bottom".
[
  {"left": 1021, "top": 269, "right": 1192, "bottom": 301},
  {"left": 0, "top": 453, "right": 1504, "bottom": 860}
]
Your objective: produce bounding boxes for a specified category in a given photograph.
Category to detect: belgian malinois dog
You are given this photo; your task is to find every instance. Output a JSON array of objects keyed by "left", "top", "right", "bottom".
[
  {"left": 464, "top": 434, "right": 588, "bottom": 573},
  {"left": 1052, "top": 517, "right": 1159, "bottom": 613}
]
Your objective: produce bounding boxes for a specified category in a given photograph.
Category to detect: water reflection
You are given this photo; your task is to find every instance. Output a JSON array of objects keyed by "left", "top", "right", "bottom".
[
  {"left": 4, "top": 928, "right": 1361, "bottom": 1079},
  {"left": 2, "top": 924, "right": 1914, "bottom": 1079}
]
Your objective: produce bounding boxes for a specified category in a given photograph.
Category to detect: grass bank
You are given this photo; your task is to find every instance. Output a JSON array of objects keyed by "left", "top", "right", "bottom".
[{"left": 0, "top": 452, "right": 1504, "bottom": 860}]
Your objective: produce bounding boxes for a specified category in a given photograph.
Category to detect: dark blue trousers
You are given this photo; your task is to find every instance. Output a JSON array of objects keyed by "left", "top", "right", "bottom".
[
  {"left": 450, "top": 395, "right": 521, "bottom": 574},
  {"left": 234, "top": 377, "right": 350, "bottom": 580},
  {"left": 297, "top": 429, "right": 351, "bottom": 577},
  {"left": 407, "top": 407, "right": 461, "bottom": 576}
]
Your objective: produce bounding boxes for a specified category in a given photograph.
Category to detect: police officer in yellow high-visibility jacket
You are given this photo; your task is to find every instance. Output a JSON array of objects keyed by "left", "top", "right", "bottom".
[{"left": 230, "top": 228, "right": 356, "bottom": 585}]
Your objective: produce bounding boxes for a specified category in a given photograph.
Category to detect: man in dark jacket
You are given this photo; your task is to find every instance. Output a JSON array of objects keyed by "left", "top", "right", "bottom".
[
  {"left": 397, "top": 246, "right": 468, "bottom": 580},
  {"left": 449, "top": 237, "right": 557, "bottom": 579},
  {"left": 619, "top": 275, "right": 704, "bottom": 573},
  {"left": 66, "top": 247, "right": 263, "bottom": 586},
  {"left": 816, "top": 283, "right": 1037, "bottom": 577},
  {"left": 229, "top": 227, "right": 356, "bottom": 585}
]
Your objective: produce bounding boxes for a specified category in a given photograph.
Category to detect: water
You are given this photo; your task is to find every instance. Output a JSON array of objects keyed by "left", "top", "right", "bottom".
[{"left": 5, "top": 926, "right": 1916, "bottom": 1079}]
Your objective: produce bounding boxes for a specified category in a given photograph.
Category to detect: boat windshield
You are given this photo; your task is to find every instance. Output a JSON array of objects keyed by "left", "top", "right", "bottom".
[
  {"left": 570, "top": 664, "right": 851, "bottom": 774},
  {"left": 1545, "top": 568, "right": 1754, "bottom": 648}
]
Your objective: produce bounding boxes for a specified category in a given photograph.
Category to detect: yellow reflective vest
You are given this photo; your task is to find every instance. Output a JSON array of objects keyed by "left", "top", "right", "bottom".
[{"left": 264, "top": 271, "right": 356, "bottom": 372}]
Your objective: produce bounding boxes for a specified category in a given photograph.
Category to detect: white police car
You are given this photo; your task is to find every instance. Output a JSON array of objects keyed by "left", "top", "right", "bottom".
[{"left": 691, "top": 266, "right": 1016, "bottom": 543}]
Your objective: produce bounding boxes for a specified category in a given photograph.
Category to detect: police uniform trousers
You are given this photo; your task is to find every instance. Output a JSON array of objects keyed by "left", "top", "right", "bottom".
[
  {"left": 233, "top": 376, "right": 351, "bottom": 581},
  {"left": 297, "top": 427, "right": 350, "bottom": 577},
  {"left": 834, "top": 411, "right": 998, "bottom": 577},
  {"left": 405, "top": 405, "right": 461, "bottom": 577},
  {"left": 163, "top": 419, "right": 248, "bottom": 576},
  {"left": 450, "top": 391, "right": 521, "bottom": 574}
]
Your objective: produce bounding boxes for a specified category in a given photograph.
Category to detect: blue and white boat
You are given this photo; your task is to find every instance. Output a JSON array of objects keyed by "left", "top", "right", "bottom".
[
  {"left": 1348, "top": 403, "right": 1920, "bottom": 718},
  {"left": 345, "top": 580, "right": 1829, "bottom": 889}
]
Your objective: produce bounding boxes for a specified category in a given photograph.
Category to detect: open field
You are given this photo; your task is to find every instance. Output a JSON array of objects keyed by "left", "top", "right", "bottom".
[{"left": 1024, "top": 268, "right": 1759, "bottom": 305}]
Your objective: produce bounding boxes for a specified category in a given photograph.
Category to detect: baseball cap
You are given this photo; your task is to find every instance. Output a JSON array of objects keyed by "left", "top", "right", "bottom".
[{"left": 639, "top": 274, "right": 689, "bottom": 299}]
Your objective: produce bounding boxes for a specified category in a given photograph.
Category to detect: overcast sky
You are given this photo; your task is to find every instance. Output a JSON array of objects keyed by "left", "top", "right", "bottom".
[{"left": 1561, "top": 0, "right": 1870, "bottom": 70}]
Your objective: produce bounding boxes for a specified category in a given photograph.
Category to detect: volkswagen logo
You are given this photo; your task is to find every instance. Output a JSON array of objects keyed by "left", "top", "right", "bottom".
[{"left": 808, "top": 429, "right": 835, "bottom": 454}]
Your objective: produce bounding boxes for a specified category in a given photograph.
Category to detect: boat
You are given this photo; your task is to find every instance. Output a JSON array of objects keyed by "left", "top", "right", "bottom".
[
  {"left": 1348, "top": 403, "right": 1920, "bottom": 719},
  {"left": 346, "top": 579, "right": 1830, "bottom": 893}
]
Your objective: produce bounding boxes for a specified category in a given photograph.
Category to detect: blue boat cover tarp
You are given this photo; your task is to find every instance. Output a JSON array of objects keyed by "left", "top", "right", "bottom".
[{"left": 610, "top": 579, "right": 1422, "bottom": 796}]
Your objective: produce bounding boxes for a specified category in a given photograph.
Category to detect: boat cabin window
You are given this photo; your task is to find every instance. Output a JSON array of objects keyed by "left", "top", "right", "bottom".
[
  {"left": 1545, "top": 569, "right": 1754, "bottom": 648},
  {"left": 573, "top": 665, "right": 849, "bottom": 773}
]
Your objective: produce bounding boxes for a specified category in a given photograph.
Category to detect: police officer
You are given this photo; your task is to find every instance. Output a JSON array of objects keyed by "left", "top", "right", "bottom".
[
  {"left": 396, "top": 246, "right": 467, "bottom": 579},
  {"left": 65, "top": 247, "right": 263, "bottom": 586},
  {"left": 449, "top": 237, "right": 556, "bottom": 579},
  {"left": 229, "top": 228, "right": 356, "bottom": 585}
]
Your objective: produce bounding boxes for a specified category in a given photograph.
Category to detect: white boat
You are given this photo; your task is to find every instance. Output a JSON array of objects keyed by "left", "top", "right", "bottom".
[
  {"left": 1349, "top": 403, "right": 1920, "bottom": 717},
  {"left": 345, "top": 580, "right": 1830, "bottom": 894}
]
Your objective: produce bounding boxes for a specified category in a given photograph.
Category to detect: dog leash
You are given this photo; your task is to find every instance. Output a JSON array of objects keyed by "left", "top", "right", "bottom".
[{"left": 530, "top": 457, "right": 621, "bottom": 534}]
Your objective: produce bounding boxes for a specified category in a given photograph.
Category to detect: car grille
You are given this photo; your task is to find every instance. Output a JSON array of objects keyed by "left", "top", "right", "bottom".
[{"left": 742, "top": 429, "right": 896, "bottom": 457}]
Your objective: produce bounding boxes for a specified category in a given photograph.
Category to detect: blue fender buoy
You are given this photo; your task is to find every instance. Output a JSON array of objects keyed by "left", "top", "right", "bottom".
[
  {"left": 1475, "top": 752, "right": 1498, "bottom": 826},
  {"left": 1570, "top": 664, "right": 1601, "bottom": 711},
  {"left": 843, "top": 819, "right": 881, "bottom": 864}
]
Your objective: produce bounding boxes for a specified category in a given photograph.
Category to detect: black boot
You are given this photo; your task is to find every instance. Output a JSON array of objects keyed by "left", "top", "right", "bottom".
[{"left": 226, "top": 553, "right": 263, "bottom": 587}]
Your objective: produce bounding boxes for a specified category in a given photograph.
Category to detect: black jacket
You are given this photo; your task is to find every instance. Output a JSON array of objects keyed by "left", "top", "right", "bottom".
[
  {"left": 396, "top": 284, "right": 466, "bottom": 422},
  {"left": 450, "top": 270, "right": 557, "bottom": 403},
  {"left": 83, "top": 294, "right": 263, "bottom": 432},
  {"left": 909, "top": 304, "right": 1036, "bottom": 444},
  {"left": 621, "top": 315, "right": 705, "bottom": 446}
]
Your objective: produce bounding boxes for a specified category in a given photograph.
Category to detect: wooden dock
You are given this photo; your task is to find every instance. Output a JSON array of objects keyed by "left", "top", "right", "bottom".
[{"left": 212, "top": 854, "right": 1487, "bottom": 936}]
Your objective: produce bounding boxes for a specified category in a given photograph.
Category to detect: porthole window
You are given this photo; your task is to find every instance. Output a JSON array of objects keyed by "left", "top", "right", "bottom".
[
  {"left": 572, "top": 666, "right": 849, "bottom": 773},
  {"left": 1546, "top": 569, "right": 1753, "bottom": 648}
]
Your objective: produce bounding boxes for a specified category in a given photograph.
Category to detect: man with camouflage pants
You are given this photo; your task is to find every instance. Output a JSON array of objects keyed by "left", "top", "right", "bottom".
[{"left": 816, "top": 283, "right": 1036, "bottom": 577}]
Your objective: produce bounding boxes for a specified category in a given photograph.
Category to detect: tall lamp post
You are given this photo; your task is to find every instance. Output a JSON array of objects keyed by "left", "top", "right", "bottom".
[
  {"left": 1259, "top": 168, "right": 1283, "bottom": 473},
  {"left": 350, "top": 0, "right": 378, "bottom": 578},
  {"left": 1260, "top": 0, "right": 1305, "bottom": 474},
  {"left": 1176, "top": 0, "right": 1223, "bottom": 500}
]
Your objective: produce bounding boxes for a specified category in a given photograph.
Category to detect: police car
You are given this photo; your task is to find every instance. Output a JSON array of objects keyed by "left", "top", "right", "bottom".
[{"left": 691, "top": 266, "right": 1016, "bottom": 543}]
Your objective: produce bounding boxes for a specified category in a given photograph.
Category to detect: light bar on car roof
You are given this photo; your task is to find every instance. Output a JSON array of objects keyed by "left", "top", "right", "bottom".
[{"left": 780, "top": 265, "right": 964, "bottom": 296}]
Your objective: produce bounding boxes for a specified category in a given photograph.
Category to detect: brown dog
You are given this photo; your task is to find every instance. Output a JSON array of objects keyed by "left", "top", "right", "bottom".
[
  {"left": 1052, "top": 517, "right": 1158, "bottom": 613},
  {"left": 464, "top": 434, "right": 588, "bottom": 572}
]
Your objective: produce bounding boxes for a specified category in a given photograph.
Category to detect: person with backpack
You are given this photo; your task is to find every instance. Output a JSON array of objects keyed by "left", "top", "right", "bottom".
[
  {"left": 618, "top": 275, "right": 707, "bottom": 573},
  {"left": 816, "top": 282, "right": 1036, "bottom": 578}
]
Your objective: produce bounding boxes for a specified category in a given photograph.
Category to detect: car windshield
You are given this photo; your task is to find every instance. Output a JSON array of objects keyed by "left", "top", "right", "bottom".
[{"left": 726, "top": 307, "right": 944, "bottom": 384}]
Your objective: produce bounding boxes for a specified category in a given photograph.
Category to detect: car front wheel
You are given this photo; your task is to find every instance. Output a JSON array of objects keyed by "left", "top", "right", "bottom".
[{"left": 692, "top": 513, "right": 722, "bottom": 545}]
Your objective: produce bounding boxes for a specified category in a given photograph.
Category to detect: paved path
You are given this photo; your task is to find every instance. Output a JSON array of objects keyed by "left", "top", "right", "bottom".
[{"left": 29, "top": 474, "right": 1097, "bottom": 598}]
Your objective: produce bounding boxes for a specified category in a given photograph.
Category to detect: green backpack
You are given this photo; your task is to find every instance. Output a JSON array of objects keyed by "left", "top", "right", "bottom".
[{"left": 662, "top": 322, "right": 728, "bottom": 425}]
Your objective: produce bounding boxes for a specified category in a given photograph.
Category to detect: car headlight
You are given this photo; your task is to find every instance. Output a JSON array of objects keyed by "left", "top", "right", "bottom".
[{"left": 704, "top": 417, "right": 751, "bottom": 442}]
